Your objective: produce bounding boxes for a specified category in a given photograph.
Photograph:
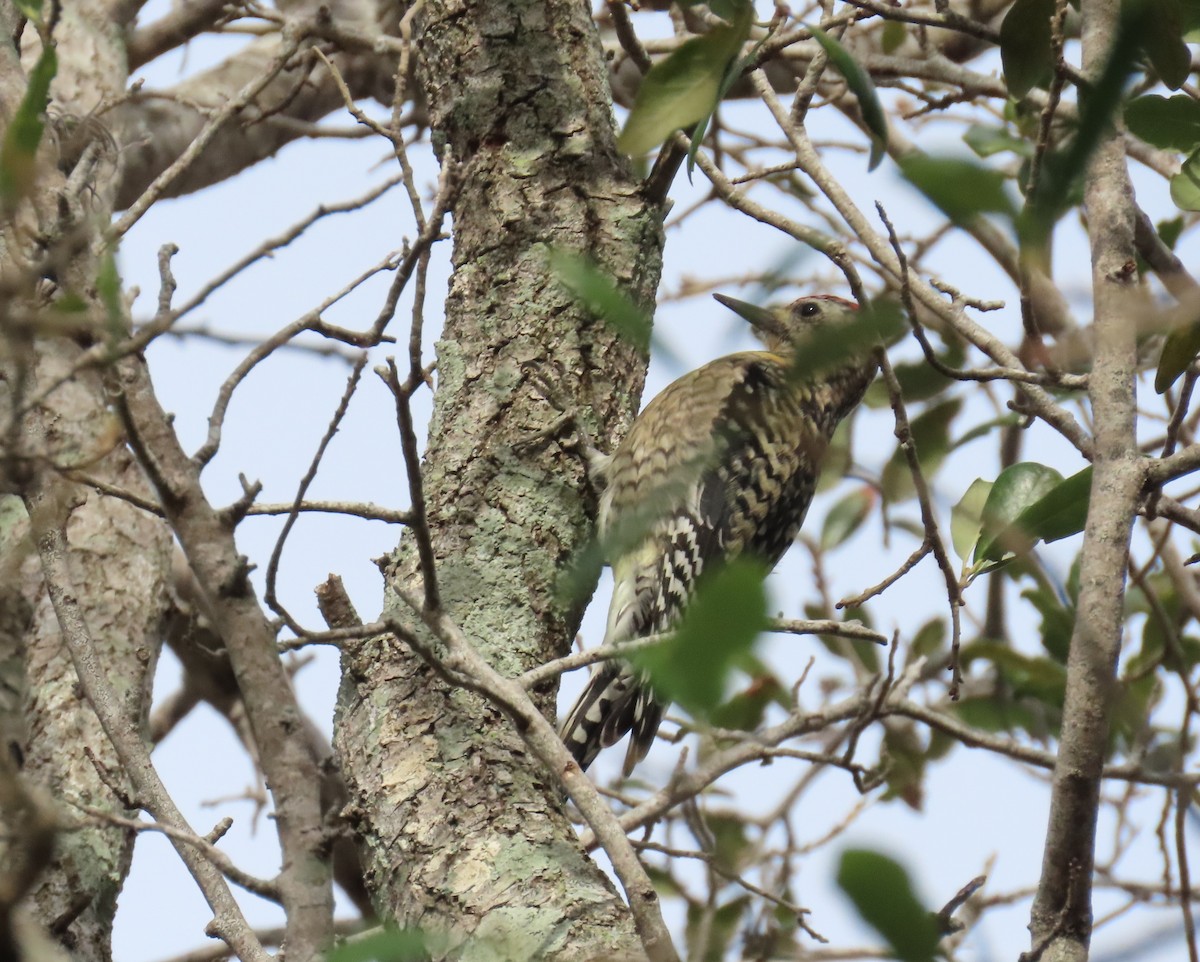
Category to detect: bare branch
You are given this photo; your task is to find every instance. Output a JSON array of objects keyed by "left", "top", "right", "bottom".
[{"left": 21, "top": 471, "right": 269, "bottom": 962}]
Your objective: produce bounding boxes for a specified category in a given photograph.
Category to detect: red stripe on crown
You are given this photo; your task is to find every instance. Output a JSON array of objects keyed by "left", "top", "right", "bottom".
[{"left": 791, "top": 294, "right": 858, "bottom": 310}]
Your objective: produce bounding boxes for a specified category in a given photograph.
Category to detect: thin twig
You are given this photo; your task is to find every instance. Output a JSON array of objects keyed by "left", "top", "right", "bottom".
[
  {"left": 72, "top": 804, "right": 280, "bottom": 901},
  {"left": 381, "top": 360, "right": 439, "bottom": 611},
  {"left": 264, "top": 354, "right": 368, "bottom": 632},
  {"left": 21, "top": 471, "right": 269, "bottom": 961},
  {"left": 112, "top": 24, "right": 307, "bottom": 238},
  {"left": 876, "top": 353, "right": 963, "bottom": 695}
]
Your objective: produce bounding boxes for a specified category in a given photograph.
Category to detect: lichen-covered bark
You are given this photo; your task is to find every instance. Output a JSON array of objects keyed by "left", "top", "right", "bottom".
[
  {"left": 20, "top": 438, "right": 170, "bottom": 960},
  {"left": 0, "top": 494, "right": 32, "bottom": 757},
  {"left": 0, "top": 3, "right": 172, "bottom": 958},
  {"left": 333, "top": 0, "right": 664, "bottom": 957},
  {"left": 6, "top": 352, "right": 172, "bottom": 961}
]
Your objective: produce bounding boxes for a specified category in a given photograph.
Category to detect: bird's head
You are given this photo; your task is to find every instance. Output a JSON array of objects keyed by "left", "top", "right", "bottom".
[{"left": 713, "top": 293, "right": 861, "bottom": 353}]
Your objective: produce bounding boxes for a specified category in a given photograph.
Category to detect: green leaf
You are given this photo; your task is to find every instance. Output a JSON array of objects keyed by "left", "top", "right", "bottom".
[
  {"left": 1023, "top": 584, "right": 1074, "bottom": 662},
  {"left": 1004, "top": 96, "right": 1043, "bottom": 138},
  {"left": 908, "top": 618, "right": 947, "bottom": 664},
  {"left": 820, "top": 487, "right": 875, "bottom": 550},
  {"left": 617, "top": 5, "right": 752, "bottom": 156},
  {"left": 1126, "top": 613, "right": 1169, "bottom": 679},
  {"left": 882, "top": 398, "right": 963, "bottom": 503},
  {"left": 957, "top": 663, "right": 1064, "bottom": 740},
  {"left": 632, "top": 559, "right": 769, "bottom": 717},
  {"left": 645, "top": 864, "right": 684, "bottom": 899},
  {"left": 954, "top": 694, "right": 1039, "bottom": 735},
  {"left": 891, "top": 517, "right": 926, "bottom": 541},
  {"left": 1022, "top": 7, "right": 1147, "bottom": 248},
  {"left": 550, "top": 249, "right": 652, "bottom": 353},
  {"left": 1142, "top": 0, "right": 1190, "bottom": 90},
  {"left": 1111, "top": 673, "right": 1160, "bottom": 754},
  {"left": 327, "top": 928, "right": 430, "bottom": 962},
  {"left": 686, "top": 897, "right": 751, "bottom": 962},
  {"left": 1155, "top": 292, "right": 1200, "bottom": 392},
  {"left": 808, "top": 25, "right": 888, "bottom": 170},
  {"left": 817, "top": 416, "right": 854, "bottom": 492},
  {"left": 1124, "top": 95, "right": 1200, "bottom": 151},
  {"left": 962, "top": 641, "right": 1067, "bottom": 705},
  {"left": 968, "top": 468, "right": 1092, "bottom": 575},
  {"left": 687, "top": 9, "right": 765, "bottom": 179},
  {"left": 768, "top": 903, "right": 801, "bottom": 939},
  {"left": 1165, "top": 634, "right": 1200, "bottom": 673},
  {"left": 881, "top": 20, "right": 907, "bottom": 54},
  {"left": 52, "top": 291, "right": 89, "bottom": 314},
  {"left": 97, "top": 251, "right": 125, "bottom": 335},
  {"left": 899, "top": 155, "right": 1018, "bottom": 224},
  {"left": 812, "top": 602, "right": 880, "bottom": 673},
  {"left": 1000, "top": 0, "right": 1056, "bottom": 99},
  {"left": 1158, "top": 215, "right": 1185, "bottom": 250},
  {"left": 963, "top": 123, "right": 1033, "bottom": 159},
  {"left": 881, "top": 723, "right": 926, "bottom": 810},
  {"left": 708, "top": 672, "right": 787, "bottom": 731},
  {"left": 951, "top": 414, "right": 1023, "bottom": 451},
  {"left": 951, "top": 479, "right": 992, "bottom": 564},
  {"left": 984, "top": 467, "right": 1093, "bottom": 561},
  {"left": 973, "top": 462, "right": 1063, "bottom": 563},
  {"left": 12, "top": 0, "right": 44, "bottom": 18},
  {"left": 864, "top": 356, "right": 956, "bottom": 407},
  {"left": 707, "top": 813, "right": 753, "bottom": 874},
  {"left": 0, "top": 42, "right": 58, "bottom": 207},
  {"left": 1136, "top": 732, "right": 1188, "bottom": 774},
  {"left": 1059, "top": 6, "right": 1148, "bottom": 161},
  {"left": 1186, "top": 0, "right": 1200, "bottom": 38},
  {"left": 836, "top": 850, "right": 940, "bottom": 962},
  {"left": 1170, "top": 148, "right": 1200, "bottom": 212}
]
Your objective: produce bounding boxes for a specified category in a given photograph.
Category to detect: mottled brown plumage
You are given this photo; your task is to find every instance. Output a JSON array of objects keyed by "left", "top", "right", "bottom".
[{"left": 560, "top": 295, "right": 878, "bottom": 774}]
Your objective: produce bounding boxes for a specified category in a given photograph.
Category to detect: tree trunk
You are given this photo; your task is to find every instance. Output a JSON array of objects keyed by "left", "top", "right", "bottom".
[
  {"left": 333, "top": 0, "right": 665, "bottom": 957},
  {"left": 0, "top": 4, "right": 172, "bottom": 959}
]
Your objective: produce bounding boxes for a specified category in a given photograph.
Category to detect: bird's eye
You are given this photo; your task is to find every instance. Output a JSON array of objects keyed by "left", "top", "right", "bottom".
[{"left": 800, "top": 302, "right": 821, "bottom": 318}]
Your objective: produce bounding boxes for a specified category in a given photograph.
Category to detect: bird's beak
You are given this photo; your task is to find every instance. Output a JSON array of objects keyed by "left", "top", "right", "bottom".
[{"left": 713, "top": 294, "right": 789, "bottom": 343}]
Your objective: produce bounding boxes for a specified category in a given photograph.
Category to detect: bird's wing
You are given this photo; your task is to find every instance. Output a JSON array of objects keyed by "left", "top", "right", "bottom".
[
  {"left": 598, "top": 351, "right": 823, "bottom": 643},
  {"left": 562, "top": 335, "right": 876, "bottom": 774}
]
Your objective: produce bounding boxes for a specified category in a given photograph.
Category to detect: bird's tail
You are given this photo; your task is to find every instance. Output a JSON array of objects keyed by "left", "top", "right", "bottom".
[{"left": 559, "top": 663, "right": 665, "bottom": 776}]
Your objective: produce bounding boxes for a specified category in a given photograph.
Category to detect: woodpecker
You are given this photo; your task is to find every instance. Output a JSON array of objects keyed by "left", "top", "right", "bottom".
[{"left": 559, "top": 294, "right": 878, "bottom": 775}]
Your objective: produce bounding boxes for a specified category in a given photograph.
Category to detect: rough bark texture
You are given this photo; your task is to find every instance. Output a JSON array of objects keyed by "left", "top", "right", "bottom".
[
  {"left": 1027, "top": 1, "right": 1142, "bottom": 957},
  {"left": 110, "top": 349, "right": 335, "bottom": 962},
  {"left": 0, "top": 498, "right": 32, "bottom": 771},
  {"left": 0, "top": 4, "right": 172, "bottom": 958},
  {"left": 4, "top": 279, "right": 171, "bottom": 949},
  {"left": 19, "top": 444, "right": 170, "bottom": 960},
  {"left": 332, "top": 0, "right": 664, "bottom": 957},
  {"left": 111, "top": 29, "right": 395, "bottom": 210}
]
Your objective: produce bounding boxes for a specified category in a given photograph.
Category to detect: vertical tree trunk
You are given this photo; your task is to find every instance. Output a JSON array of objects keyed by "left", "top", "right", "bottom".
[
  {"left": 333, "top": 0, "right": 664, "bottom": 957},
  {"left": 0, "top": 4, "right": 173, "bottom": 958},
  {"left": 1028, "top": 1, "right": 1143, "bottom": 958}
]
